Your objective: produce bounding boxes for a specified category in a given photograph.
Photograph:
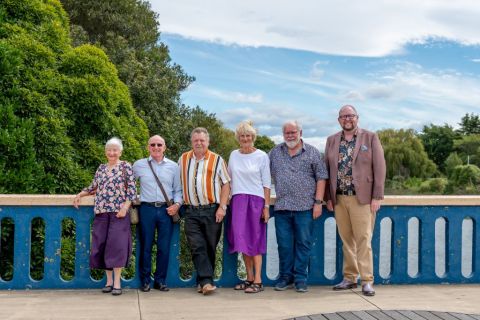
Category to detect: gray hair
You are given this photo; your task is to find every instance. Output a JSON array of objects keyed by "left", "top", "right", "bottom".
[
  {"left": 190, "top": 127, "right": 209, "bottom": 140},
  {"left": 282, "top": 120, "right": 302, "bottom": 133},
  {"left": 235, "top": 120, "right": 257, "bottom": 142},
  {"left": 105, "top": 137, "right": 123, "bottom": 151}
]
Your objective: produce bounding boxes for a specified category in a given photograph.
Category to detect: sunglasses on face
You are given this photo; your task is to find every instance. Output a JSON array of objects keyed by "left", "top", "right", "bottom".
[{"left": 150, "top": 143, "right": 163, "bottom": 147}]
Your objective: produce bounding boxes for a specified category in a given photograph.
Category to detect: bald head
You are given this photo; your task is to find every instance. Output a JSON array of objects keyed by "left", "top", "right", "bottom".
[
  {"left": 148, "top": 135, "right": 165, "bottom": 146},
  {"left": 338, "top": 105, "right": 359, "bottom": 133},
  {"left": 339, "top": 105, "right": 358, "bottom": 117},
  {"left": 148, "top": 135, "right": 166, "bottom": 162}
]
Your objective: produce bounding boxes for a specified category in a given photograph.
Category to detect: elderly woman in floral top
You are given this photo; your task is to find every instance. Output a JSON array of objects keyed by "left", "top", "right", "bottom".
[{"left": 73, "top": 137, "right": 136, "bottom": 296}]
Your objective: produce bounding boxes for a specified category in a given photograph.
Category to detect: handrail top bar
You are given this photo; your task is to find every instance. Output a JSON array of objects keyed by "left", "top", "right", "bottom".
[{"left": 1, "top": 194, "right": 480, "bottom": 206}]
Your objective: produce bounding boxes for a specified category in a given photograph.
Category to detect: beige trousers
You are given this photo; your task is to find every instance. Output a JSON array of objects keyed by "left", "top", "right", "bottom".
[{"left": 335, "top": 195, "right": 376, "bottom": 285}]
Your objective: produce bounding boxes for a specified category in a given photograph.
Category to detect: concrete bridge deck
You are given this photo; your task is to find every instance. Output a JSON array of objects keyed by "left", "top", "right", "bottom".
[{"left": 1, "top": 284, "right": 479, "bottom": 320}]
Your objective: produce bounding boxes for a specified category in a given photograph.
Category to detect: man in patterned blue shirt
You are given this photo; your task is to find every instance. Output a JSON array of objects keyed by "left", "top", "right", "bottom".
[{"left": 269, "top": 120, "right": 328, "bottom": 293}]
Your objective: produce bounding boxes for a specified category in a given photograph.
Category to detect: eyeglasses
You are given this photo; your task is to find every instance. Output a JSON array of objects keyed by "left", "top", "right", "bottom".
[
  {"left": 283, "top": 130, "right": 298, "bottom": 136},
  {"left": 338, "top": 114, "right": 357, "bottom": 120},
  {"left": 150, "top": 143, "right": 163, "bottom": 147}
]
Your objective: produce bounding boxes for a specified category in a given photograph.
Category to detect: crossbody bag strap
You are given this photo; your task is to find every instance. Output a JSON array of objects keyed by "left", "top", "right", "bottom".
[{"left": 148, "top": 159, "right": 172, "bottom": 205}]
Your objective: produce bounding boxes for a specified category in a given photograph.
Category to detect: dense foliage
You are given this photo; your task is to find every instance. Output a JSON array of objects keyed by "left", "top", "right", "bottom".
[
  {"left": 60, "top": 0, "right": 192, "bottom": 159},
  {"left": 0, "top": 0, "right": 148, "bottom": 194},
  {"left": 378, "top": 129, "right": 437, "bottom": 179}
]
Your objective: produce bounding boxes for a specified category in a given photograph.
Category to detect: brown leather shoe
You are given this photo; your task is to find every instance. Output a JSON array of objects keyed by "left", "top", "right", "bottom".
[
  {"left": 362, "top": 283, "right": 375, "bottom": 296},
  {"left": 202, "top": 283, "right": 217, "bottom": 295},
  {"left": 333, "top": 279, "right": 357, "bottom": 290}
]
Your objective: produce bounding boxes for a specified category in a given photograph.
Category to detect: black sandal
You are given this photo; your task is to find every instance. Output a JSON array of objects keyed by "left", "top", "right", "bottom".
[
  {"left": 111, "top": 287, "right": 122, "bottom": 296},
  {"left": 245, "top": 283, "right": 264, "bottom": 294},
  {"left": 102, "top": 285, "right": 113, "bottom": 293},
  {"left": 234, "top": 280, "right": 253, "bottom": 290}
]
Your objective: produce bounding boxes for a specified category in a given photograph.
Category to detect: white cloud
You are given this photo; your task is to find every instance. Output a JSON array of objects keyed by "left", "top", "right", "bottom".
[
  {"left": 219, "top": 104, "right": 334, "bottom": 139},
  {"left": 199, "top": 86, "right": 263, "bottom": 103},
  {"left": 340, "top": 63, "right": 480, "bottom": 130},
  {"left": 310, "top": 61, "right": 329, "bottom": 80},
  {"left": 150, "top": 0, "right": 480, "bottom": 57},
  {"left": 200, "top": 60, "right": 480, "bottom": 143}
]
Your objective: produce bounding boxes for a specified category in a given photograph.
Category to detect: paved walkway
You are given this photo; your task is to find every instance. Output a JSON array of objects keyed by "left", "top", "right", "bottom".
[{"left": 1, "top": 284, "right": 479, "bottom": 320}]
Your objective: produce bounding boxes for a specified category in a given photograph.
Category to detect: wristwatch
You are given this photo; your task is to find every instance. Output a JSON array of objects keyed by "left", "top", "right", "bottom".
[
  {"left": 220, "top": 204, "right": 227, "bottom": 211},
  {"left": 314, "top": 199, "right": 326, "bottom": 205}
]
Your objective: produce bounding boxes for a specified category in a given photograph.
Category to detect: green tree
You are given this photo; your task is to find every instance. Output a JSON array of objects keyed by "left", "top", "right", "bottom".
[
  {"left": 60, "top": 0, "right": 194, "bottom": 155},
  {"left": 255, "top": 135, "right": 275, "bottom": 153},
  {"left": 453, "top": 134, "right": 480, "bottom": 167},
  {"left": 458, "top": 113, "right": 480, "bottom": 135},
  {"left": 444, "top": 152, "right": 463, "bottom": 178},
  {"left": 378, "top": 129, "right": 437, "bottom": 179},
  {"left": 419, "top": 124, "right": 457, "bottom": 173},
  {"left": 418, "top": 178, "right": 448, "bottom": 194},
  {"left": 0, "top": 0, "right": 148, "bottom": 193},
  {"left": 448, "top": 164, "right": 480, "bottom": 194}
]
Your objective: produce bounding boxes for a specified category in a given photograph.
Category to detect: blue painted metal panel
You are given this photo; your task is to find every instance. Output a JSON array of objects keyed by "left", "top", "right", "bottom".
[
  {"left": 419, "top": 211, "right": 436, "bottom": 282},
  {"left": 1, "top": 204, "right": 480, "bottom": 289}
]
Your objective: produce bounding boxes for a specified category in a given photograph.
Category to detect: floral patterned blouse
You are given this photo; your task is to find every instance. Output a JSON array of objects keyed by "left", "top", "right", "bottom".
[
  {"left": 83, "top": 161, "right": 137, "bottom": 214},
  {"left": 337, "top": 132, "right": 357, "bottom": 193}
]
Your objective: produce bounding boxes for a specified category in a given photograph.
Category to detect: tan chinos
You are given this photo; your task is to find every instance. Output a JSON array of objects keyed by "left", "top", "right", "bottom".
[{"left": 335, "top": 195, "right": 376, "bottom": 285}]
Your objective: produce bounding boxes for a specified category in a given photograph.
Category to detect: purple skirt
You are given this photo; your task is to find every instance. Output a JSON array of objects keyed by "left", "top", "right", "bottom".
[
  {"left": 227, "top": 194, "right": 266, "bottom": 256},
  {"left": 90, "top": 212, "right": 132, "bottom": 269}
]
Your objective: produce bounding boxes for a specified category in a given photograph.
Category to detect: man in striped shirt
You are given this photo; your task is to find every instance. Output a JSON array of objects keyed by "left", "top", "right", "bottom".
[{"left": 178, "top": 127, "right": 231, "bottom": 295}]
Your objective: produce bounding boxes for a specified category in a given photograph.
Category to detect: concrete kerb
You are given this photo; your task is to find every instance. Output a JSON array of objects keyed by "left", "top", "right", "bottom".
[{"left": 1, "top": 284, "right": 479, "bottom": 320}]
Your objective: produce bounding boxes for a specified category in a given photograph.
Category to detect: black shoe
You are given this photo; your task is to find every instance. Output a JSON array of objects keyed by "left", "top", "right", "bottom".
[
  {"left": 333, "top": 279, "right": 357, "bottom": 290},
  {"left": 140, "top": 283, "right": 151, "bottom": 292},
  {"left": 153, "top": 282, "right": 170, "bottom": 292}
]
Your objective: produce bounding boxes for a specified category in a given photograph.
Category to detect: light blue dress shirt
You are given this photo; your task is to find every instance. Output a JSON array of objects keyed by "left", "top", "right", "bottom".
[{"left": 133, "top": 156, "right": 183, "bottom": 204}]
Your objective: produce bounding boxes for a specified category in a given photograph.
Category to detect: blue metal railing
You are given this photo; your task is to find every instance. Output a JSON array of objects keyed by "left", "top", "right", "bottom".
[{"left": 0, "top": 199, "right": 479, "bottom": 289}]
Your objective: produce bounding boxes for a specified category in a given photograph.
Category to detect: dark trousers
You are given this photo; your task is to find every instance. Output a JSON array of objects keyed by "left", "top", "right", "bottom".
[
  {"left": 90, "top": 212, "right": 132, "bottom": 269},
  {"left": 139, "top": 204, "right": 173, "bottom": 285},
  {"left": 274, "top": 210, "right": 314, "bottom": 284},
  {"left": 184, "top": 206, "right": 222, "bottom": 287}
]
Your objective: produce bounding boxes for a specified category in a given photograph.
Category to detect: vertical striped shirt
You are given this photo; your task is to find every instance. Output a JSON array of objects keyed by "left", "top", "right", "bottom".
[{"left": 178, "top": 150, "right": 231, "bottom": 206}]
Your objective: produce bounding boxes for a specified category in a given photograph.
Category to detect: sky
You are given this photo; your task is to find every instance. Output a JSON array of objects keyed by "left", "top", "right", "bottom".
[{"left": 148, "top": 0, "right": 480, "bottom": 149}]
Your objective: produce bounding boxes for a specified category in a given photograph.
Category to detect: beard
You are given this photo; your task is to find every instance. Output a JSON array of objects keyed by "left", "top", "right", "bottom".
[
  {"left": 341, "top": 122, "right": 357, "bottom": 132},
  {"left": 285, "top": 137, "right": 301, "bottom": 149}
]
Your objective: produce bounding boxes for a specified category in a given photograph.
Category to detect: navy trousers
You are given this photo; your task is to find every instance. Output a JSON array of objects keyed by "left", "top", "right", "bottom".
[{"left": 139, "top": 203, "right": 173, "bottom": 285}]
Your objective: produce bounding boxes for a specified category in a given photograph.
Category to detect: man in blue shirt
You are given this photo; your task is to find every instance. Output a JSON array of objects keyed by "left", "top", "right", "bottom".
[
  {"left": 269, "top": 121, "right": 328, "bottom": 293},
  {"left": 133, "top": 135, "right": 182, "bottom": 292}
]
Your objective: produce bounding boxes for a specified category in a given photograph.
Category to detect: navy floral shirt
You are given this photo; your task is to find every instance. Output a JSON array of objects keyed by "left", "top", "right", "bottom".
[
  {"left": 337, "top": 132, "right": 356, "bottom": 192},
  {"left": 269, "top": 141, "right": 328, "bottom": 211},
  {"left": 83, "top": 161, "right": 137, "bottom": 214}
]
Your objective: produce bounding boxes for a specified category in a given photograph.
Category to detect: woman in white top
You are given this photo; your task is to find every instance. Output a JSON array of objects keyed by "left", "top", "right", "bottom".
[{"left": 227, "top": 120, "right": 271, "bottom": 293}]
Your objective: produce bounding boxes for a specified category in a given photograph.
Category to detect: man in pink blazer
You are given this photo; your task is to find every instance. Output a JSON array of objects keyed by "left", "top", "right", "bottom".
[{"left": 324, "top": 105, "right": 386, "bottom": 296}]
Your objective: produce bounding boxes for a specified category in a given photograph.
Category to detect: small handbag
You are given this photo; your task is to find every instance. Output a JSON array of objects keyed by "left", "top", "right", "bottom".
[
  {"left": 122, "top": 162, "right": 140, "bottom": 224},
  {"left": 129, "top": 203, "right": 140, "bottom": 224},
  {"left": 148, "top": 160, "right": 181, "bottom": 223}
]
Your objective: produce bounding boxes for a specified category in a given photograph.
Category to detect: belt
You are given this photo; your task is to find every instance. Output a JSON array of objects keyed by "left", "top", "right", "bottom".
[
  {"left": 336, "top": 190, "right": 356, "bottom": 196},
  {"left": 142, "top": 201, "right": 167, "bottom": 207},
  {"left": 185, "top": 204, "right": 218, "bottom": 210}
]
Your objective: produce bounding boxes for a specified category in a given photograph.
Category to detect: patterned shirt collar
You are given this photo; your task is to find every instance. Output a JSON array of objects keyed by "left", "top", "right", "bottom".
[{"left": 340, "top": 129, "right": 358, "bottom": 141}]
